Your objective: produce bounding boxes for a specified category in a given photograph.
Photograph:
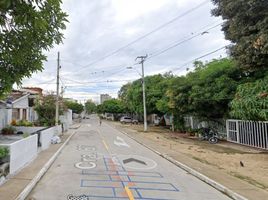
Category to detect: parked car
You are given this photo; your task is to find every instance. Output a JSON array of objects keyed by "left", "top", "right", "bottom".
[{"left": 120, "top": 116, "right": 138, "bottom": 124}]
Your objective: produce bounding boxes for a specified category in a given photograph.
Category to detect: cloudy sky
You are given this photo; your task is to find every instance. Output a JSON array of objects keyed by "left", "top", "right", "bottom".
[{"left": 22, "top": 0, "right": 230, "bottom": 103}]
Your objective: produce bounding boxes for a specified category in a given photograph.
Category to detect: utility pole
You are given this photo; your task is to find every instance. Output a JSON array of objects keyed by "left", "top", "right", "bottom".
[
  {"left": 136, "top": 55, "right": 148, "bottom": 132},
  {"left": 55, "top": 52, "right": 60, "bottom": 128}
]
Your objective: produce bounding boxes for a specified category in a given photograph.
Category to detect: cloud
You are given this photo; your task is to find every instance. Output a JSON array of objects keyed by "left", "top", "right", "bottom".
[{"left": 21, "top": 0, "right": 229, "bottom": 103}]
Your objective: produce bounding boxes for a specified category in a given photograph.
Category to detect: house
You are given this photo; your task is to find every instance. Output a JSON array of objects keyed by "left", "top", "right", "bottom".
[
  {"left": 0, "top": 89, "right": 41, "bottom": 129},
  {"left": 0, "top": 101, "right": 12, "bottom": 130}
]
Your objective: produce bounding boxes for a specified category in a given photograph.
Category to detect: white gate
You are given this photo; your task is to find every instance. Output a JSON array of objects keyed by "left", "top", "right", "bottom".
[{"left": 227, "top": 119, "right": 268, "bottom": 150}]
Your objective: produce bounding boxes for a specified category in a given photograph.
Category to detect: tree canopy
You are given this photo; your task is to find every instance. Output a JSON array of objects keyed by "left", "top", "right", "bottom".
[
  {"left": 211, "top": 0, "right": 268, "bottom": 74},
  {"left": 97, "top": 99, "right": 125, "bottom": 114},
  {"left": 231, "top": 75, "right": 268, "bottom": 121},
  {"left": 85, "top": 100, "right": 97, "bottom": 114},
  {"left": 64, "top": 101, "right": 84, "bottom": 114},
  {"left": 0, "top": 0, "right": 68, "bottom": 96}
]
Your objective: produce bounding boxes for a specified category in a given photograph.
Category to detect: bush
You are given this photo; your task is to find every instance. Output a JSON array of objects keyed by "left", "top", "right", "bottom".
[
  {"left": 0, "top": 147, "right": 9, "bottom": 159},
  {"left": 1, "top": 126, "right": 16, "bottom": 135},
  {"left": 10, "top": 119, "right": 17, "bottom": 126},
  {"left": 16, "top": 120, "right": 33, "bottom": 127}
]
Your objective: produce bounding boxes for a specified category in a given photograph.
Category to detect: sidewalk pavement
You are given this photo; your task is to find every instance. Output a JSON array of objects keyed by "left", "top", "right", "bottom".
[
  {"left": 108, "top": 122, "right": 268, "bottom": 200},
  {"left": 0, "top": 127, "right": 77, "bottom": 200}
]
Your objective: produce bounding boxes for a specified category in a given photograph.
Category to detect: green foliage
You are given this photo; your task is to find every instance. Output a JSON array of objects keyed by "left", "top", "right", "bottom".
[
  {"left": 211, "top": 0, "right": 268, "bottom": 74},
  {"left": 1, "top": 125, "right": 16, "bottom": 135},
  {"left": 0, "top": 0, "right": 68, "bottom": 96},
  {"left": 16, "top": 120, "right": 33, "bottom": 127},
  {"left": 231, "top": 76, "right": 268, "bottom": 121},
  {"left": 98, "top": 99, "right": 125, "bottom": 114},
  {"left": 119, "top": 74, "right": 172, "bottom": 115},
  {"left": 187, "top": 59, "right": 242, "bottom": 119},
  {"left": 35, "top": 95, "right": 65, "bottom": 126},
  {"left": 85, "top": 100, "right": 97, "bottom": 114},
  {"left": 0, "top": 147, "right": 9, "bottom": 159},
  {"left": 64, "top": 101, "right": 84, "bottom": 114}
]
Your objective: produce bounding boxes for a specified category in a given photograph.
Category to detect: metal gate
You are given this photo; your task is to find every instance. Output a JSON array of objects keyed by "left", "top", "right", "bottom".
[{"left": 227, "top": 119, "right": 268, "bottom": 150}]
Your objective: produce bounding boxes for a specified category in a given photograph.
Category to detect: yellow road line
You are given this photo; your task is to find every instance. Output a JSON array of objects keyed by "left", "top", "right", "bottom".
[
  {"left": 102, "top": 140, "right": 109, "bottom": 152},
  {"left": 124, "top": 186, "right": 135, "bottom": 200}
]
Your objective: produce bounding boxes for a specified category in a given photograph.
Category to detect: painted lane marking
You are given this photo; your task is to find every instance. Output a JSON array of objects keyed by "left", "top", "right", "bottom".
[
  {"left": 75, "top": 161, "right": 96, "bottom": 169},
  {"left": 125, "top": 186, "right": 135, "bottom": 200},
  {"left": 103, "top": 140, "right": 110, "bottom": 152},
  {"left": 114, "top": 136, "right": 130, "bottom": 148},
  {"left": 117, "top": 155, "right": 157, "bottom": 170},
  {"left": 123, "top": 158, "right": 147, "bottom": 165}
]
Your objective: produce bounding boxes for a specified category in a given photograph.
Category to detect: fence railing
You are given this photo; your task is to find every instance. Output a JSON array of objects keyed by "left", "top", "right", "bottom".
[{"left": 226, "top": 119, "right": 268, "bottom": 150}]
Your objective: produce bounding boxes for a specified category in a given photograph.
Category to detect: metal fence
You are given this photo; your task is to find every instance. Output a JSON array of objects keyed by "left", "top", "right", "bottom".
[{"left": 227, "top": 119, "right": 268, "bottom": 150}]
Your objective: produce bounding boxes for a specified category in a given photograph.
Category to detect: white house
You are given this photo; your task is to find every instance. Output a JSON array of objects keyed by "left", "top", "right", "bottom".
[
  {"left": 0, "top": 89, "right": 40, "bottom": 130},
  {"left": 0, "top": 101, "right": 12, "bottom": 130}
]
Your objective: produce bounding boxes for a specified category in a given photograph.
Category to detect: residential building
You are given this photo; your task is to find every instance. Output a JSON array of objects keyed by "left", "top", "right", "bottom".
[{"left": 100, "top": 94, "right": 112, "bottom": 104}]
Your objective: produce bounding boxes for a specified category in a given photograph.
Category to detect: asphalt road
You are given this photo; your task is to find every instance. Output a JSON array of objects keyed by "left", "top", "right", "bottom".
[{"left": 27, "top": 115, "right": 231, "bottom": 200}]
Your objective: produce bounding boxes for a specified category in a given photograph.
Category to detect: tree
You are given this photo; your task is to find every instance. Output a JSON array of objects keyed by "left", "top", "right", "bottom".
[
  {"left": 162, "top": 59, "right": 242, "bottom": 129},
  {"left": 35, "top": 95, "right": 65, "bottom": 126},
  {"left": 230, "top": 75, "right": 268, "bottom": 121},
  {"left": 85, "top": 100, "right": 97, "bottom": 114},
  {"left": 64, "top": 101, "right": 84, "bottom": 114},
  {"left": 188, "top": 58, "right": 242, "bottom": 119},
  {"left": 0, "top": 0, "right": 68, "bottom": 96},
  {"left": 211, "top": 0, "right": 268, "bottom": 74},
  {"left": 119, "top": 74, "right": 171, "bottom": 115},
  {"left": 100, "top": 99, "right": 125, "bottom": 114}
]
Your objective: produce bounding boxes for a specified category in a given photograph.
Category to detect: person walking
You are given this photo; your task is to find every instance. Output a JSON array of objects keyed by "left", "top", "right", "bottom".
[{"left": 99, "top": 117, "right": 102, "bottom": 126}]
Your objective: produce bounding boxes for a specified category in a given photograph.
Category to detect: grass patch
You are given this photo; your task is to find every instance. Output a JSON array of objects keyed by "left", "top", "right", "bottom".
[
  {"left": 192, "top": 156, "right": 211, "bottom": 165},
  {"left": 230, "top": 171, "right": 268, "bottom": 189}
]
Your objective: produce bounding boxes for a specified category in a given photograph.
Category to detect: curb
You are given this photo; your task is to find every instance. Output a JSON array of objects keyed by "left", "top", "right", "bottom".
[
  {"left": 106, "top": 122, "right": 248, "bottom": 200},
  {"left": 15, "top": 131, "right": 77, "bottom": 200}
]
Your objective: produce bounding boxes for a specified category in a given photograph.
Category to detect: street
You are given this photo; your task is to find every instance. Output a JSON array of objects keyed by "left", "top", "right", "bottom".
[{"left": 27, "top": 115, "right": 231, "bottom": 200}]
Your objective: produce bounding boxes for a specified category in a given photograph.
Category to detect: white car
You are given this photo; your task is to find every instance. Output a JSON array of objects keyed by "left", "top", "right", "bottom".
[{"left": 120, "top": 116, "right": 138, "bottom": 124}]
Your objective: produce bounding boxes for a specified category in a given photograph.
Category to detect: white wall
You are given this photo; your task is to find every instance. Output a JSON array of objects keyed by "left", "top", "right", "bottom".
[
  {"left": 0, "top": 135, "right": 38, "bottom": 175},
  {"left": 12, "top": 96, "right": 29, "bottom": 109},
  {"left": 0, "top": 109, "right": 6, "bottom": 130},
  {"left": 40, "top": 127, "right": 55, "bottom": 151},
  {"left": 0, "top": 109, "right": 12, "bottom": 130}
]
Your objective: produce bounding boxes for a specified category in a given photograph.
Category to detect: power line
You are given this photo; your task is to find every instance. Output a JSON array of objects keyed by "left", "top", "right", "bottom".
[
  {"left": 172, "top": 45, "right": 229, "bottom": 73},
  {"left": 61, "top": 77, "right": 134, "bottom": 85},
  {"left": 147, "top": 23, "right": 223, "bottom": 60},
  {"left": 74, "top": 1, "right": 209, "bottom": 71}
]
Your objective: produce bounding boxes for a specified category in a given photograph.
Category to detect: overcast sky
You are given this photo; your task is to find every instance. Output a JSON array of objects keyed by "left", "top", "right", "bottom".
[{"left": 22, "top": 0, "right": 230, "bottom": 103}]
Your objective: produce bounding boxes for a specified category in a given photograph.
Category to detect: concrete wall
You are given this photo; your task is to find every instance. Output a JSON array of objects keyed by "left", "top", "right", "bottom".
[
  {"left": 40, "top": 127, "right": 54, "bottom": 151},
  {"left": 0, "top": 109, "right": 6, "bottom": 130},
  {"left": 0, "top": 109, "right": 12, "bottom": 130},
  {"left": 59, "top": 109, "right": 72, "bottom": 132},
  {"left": 0, "top": 135, "right": 38, "bottom": 175}
]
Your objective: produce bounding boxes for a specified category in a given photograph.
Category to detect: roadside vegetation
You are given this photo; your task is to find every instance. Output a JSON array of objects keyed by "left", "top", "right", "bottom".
[{"left": 100, "top": 0, "right": 268, "bottom": 131}]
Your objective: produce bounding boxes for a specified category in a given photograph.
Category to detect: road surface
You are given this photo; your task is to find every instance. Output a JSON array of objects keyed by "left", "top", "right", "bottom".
[{"left": 27, "top": 115, "right": 231, "bottom": 200}]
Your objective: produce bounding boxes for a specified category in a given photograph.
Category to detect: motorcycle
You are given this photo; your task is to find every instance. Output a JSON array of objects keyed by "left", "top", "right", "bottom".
[{"left": 198, "top": 127, "right": 219, "bottom": 144}]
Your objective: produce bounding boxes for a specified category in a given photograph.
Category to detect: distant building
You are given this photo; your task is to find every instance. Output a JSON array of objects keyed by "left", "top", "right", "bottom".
[{"left": 100, "top": 94, "right": 111, "bottom": 104}]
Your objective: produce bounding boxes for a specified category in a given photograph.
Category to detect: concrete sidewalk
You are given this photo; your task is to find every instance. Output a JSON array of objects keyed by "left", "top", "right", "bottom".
[{"left": 0, "top": 131, "right": 74, "bottom": 200}]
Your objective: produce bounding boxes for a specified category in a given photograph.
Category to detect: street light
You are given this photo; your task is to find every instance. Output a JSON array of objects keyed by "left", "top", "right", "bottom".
[{"left": 127, "top": 55, "right": 148, "bottom": 132}]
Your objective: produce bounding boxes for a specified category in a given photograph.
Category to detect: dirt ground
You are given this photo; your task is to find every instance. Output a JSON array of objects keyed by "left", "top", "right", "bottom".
[{"left": 112, "top": 122, "right": 268, "bottom": 192}]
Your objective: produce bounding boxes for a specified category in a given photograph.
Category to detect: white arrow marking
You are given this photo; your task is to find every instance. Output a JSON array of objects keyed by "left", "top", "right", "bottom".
[{"left": 114, "top": 136, "right": 130, "bottom": 148}]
